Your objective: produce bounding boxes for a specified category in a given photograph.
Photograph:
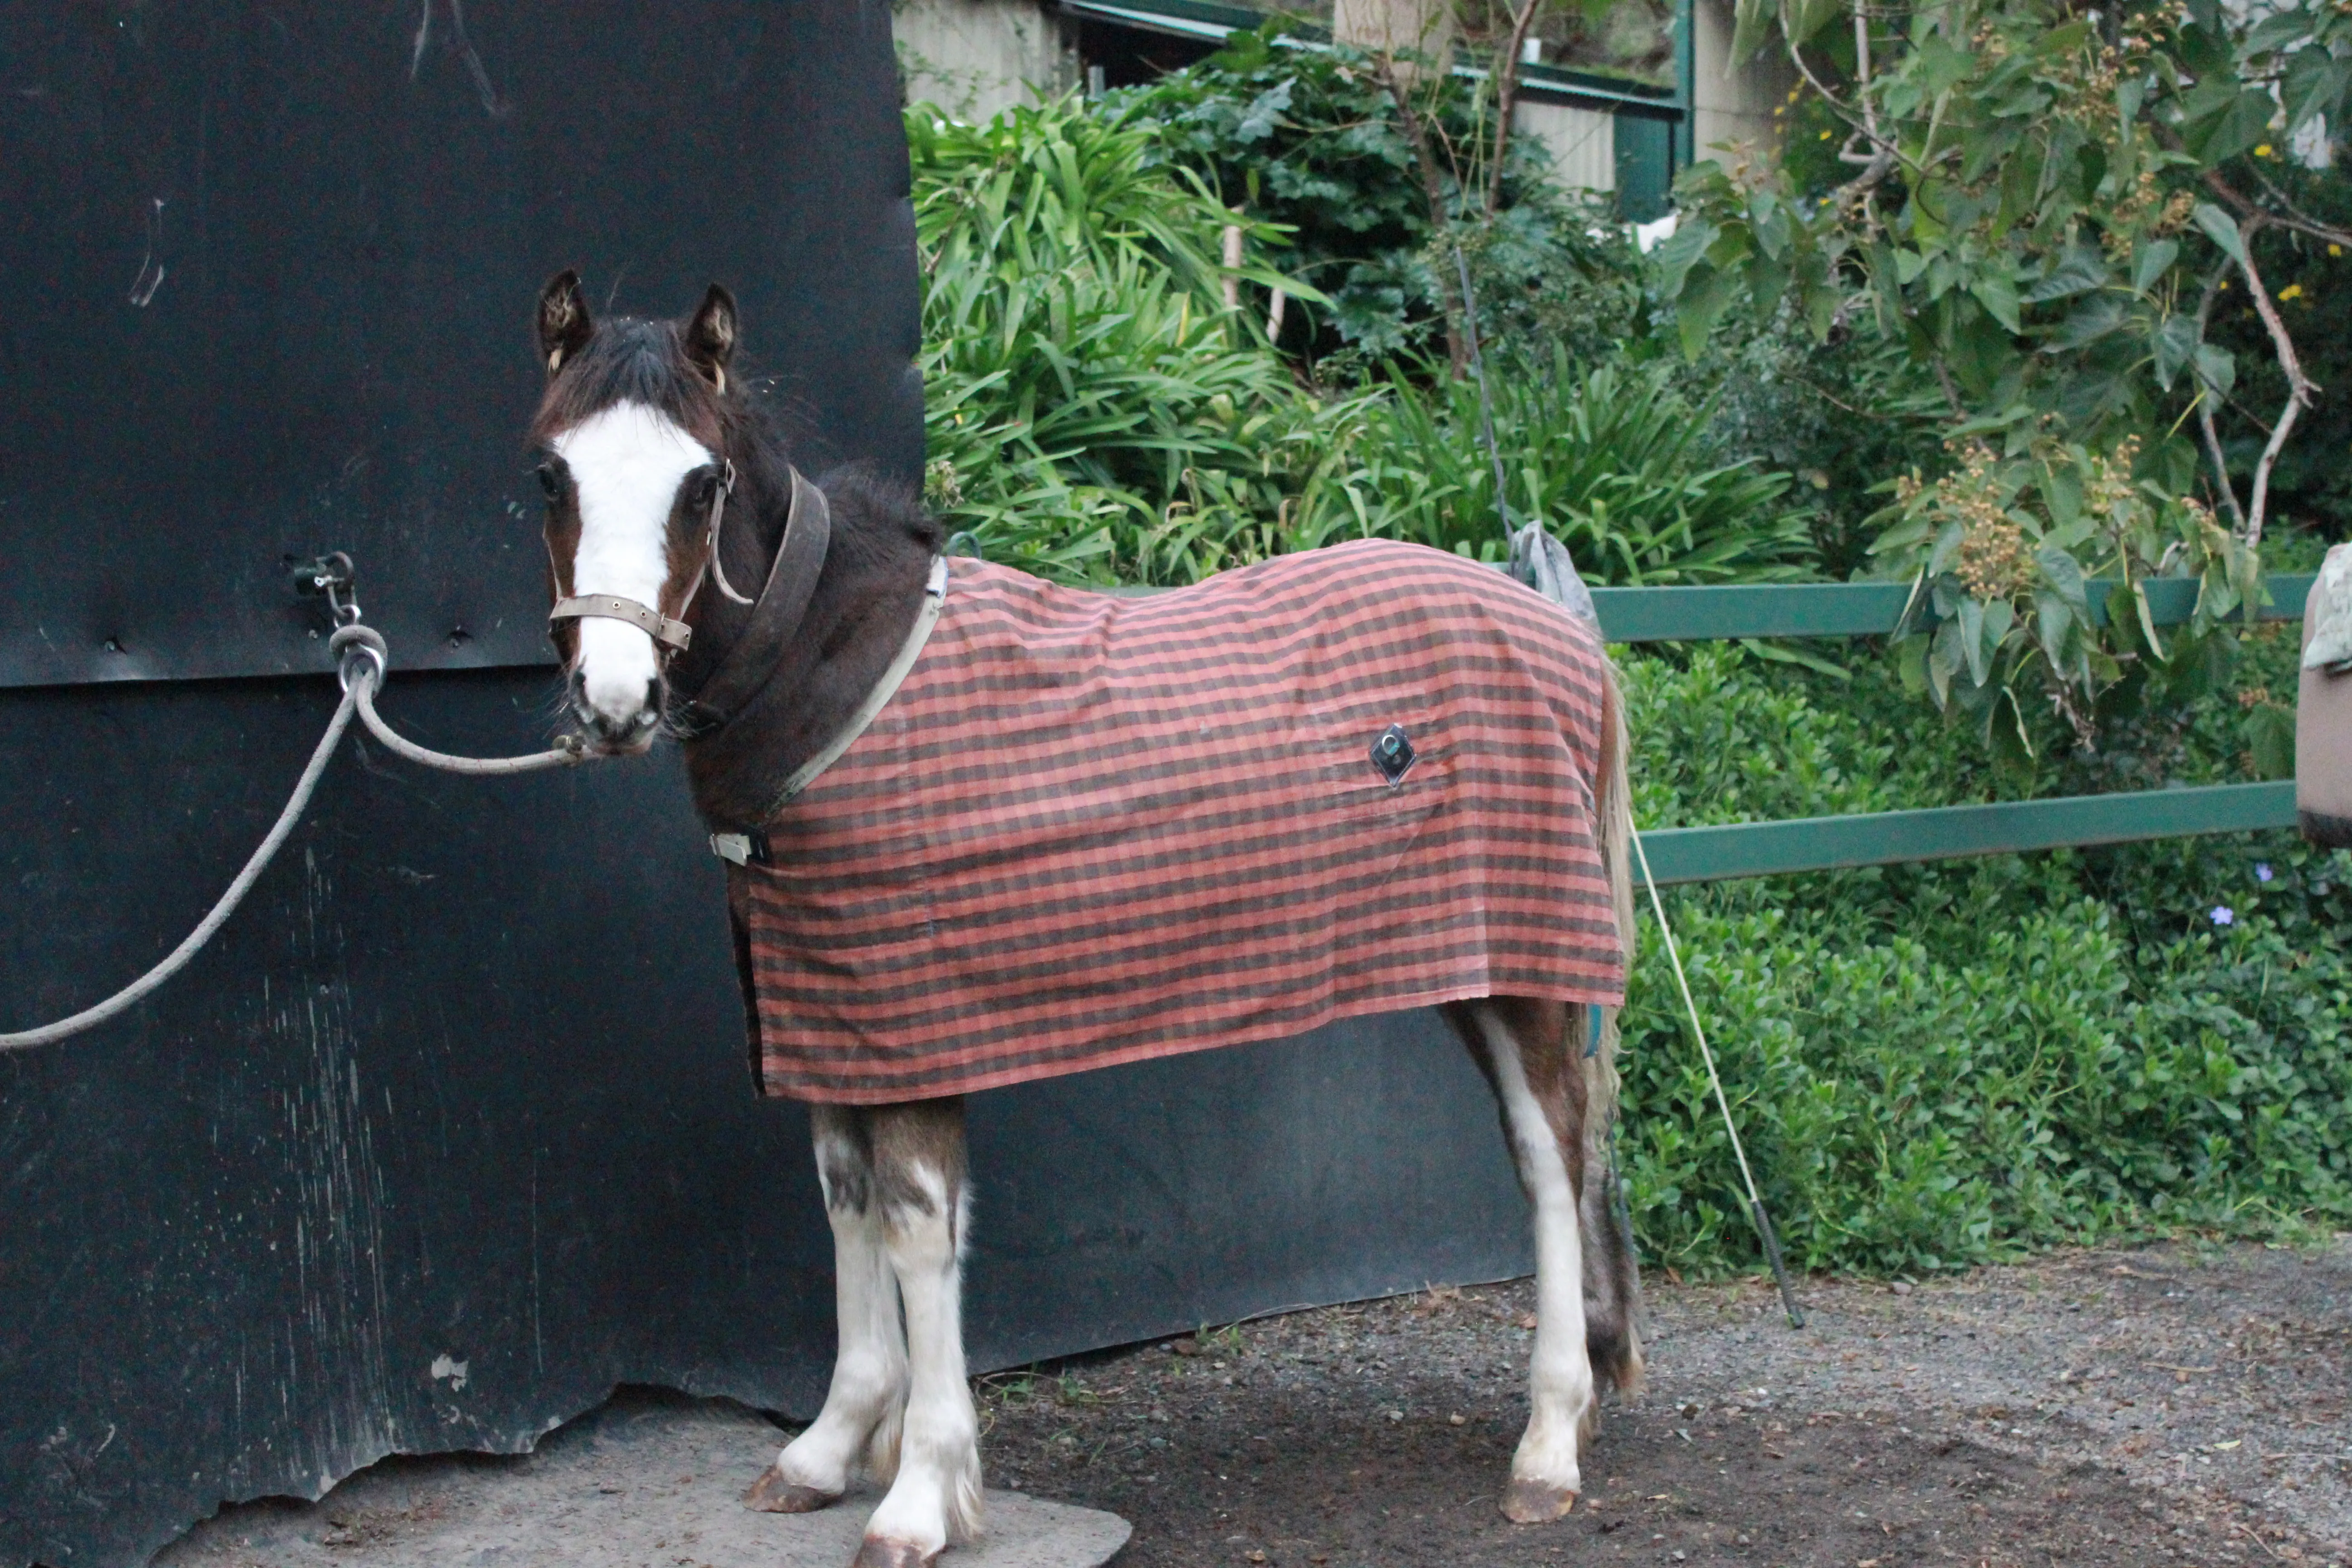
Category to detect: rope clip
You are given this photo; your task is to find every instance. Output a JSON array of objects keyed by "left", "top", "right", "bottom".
[{"left": 291, "top": 551, "right": 363, "bottom": 627}]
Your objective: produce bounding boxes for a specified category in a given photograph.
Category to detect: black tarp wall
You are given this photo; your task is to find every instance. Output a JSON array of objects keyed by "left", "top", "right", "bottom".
[{"left": 0, "top": 8, "right": 1533, "bottom": 1567}]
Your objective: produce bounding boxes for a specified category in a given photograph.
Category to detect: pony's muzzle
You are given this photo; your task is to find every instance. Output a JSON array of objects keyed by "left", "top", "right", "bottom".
[{"left": 567, "top": 665, "right": 661, "bottom": 752}]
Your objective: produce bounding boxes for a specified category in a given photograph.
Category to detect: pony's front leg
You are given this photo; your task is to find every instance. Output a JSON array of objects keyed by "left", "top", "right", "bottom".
[
  {"left": 1450, "top": 998, "right": 1594, "bottom": 1524},
  {"left": 855, "top": 1098, "right": 980, "bottom": 1568},
  {"left": 746, "top": 1106, "right": 907, "bottom": 1514}
]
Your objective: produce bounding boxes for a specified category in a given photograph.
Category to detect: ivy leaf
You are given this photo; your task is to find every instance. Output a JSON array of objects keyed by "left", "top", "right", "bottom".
[
  {"left": 2283, "top": 45, "right": 2352, "bottom": 136},
  {"left": 1675, "top": 264, "right": 1743, "bottom": 359},
  {"left": 1970, "top": 270, "right": 2024, "bottom": 333},
  {"left": 2151, "top": 312, "right": 2199, "bottom": 390},
  {"left": 2035, "top": 544, "right": 2089, "bottom": 610},
  {"left": 2022, "top": 243, "right": 2110, "bottom": 303},
  {"left": 2131, "top": 238, "right": 2179, "bottom": 294},
  {"left": 2244, "top": 702, "right": 2296, "bottom": 779},
  {"left": 2193, "top": 202, "right": 2248, "bottom": 264},
  {"left": 1235, "top": 79, "right": 1294, "bottom": 142},
  {"left": 2193, "top": 342, "right": 2237, "bottom": 395},
  {"left": 1783, "top": 0, "right": 1847, "bottom": 49},
  {"left": 1958, "top": 596, "right": 1991, "bottom": 686},
  {"left": 1730, "top": 0, "right": 1778, "bottom": 65},
  {"left": 1654, "top": 217, "right": 1721, "bottom": 297}
]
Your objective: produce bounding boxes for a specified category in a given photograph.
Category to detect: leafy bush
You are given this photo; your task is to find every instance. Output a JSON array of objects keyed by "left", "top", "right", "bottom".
[
  {"left": 909, "top": 99, "right": 1820, "bottom": 586},
  {"left": 1108, "top": 23, "right": 1643, "bottom": 368},
  {"left": 911, "top": 101, "right": 1327, "bottom": 582},
  {"left": 1616, "top": 641, "right": 2352, "bottom": 1278}
]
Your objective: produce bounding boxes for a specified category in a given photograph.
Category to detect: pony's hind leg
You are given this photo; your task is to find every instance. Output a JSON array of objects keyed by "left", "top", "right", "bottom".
[
  {"left": 745, "top": 1105, "right": 907, "bottom": 1514},
  {"left": 1446, "top": 996, "right": 1594, "bottom": 1524},
  {"left": 854, "top": 1098, "right": 981, "bottom": 1568}
]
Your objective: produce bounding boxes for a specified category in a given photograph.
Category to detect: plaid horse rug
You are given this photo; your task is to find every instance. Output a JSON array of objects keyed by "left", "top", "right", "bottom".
[{"left": 732, "top": 538, "right": 1624, "bottom": 1103}]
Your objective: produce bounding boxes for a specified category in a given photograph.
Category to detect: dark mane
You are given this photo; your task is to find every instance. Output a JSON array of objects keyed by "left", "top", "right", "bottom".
[{"left": 530, "top": 318, "right": 725, "bottom": 449}]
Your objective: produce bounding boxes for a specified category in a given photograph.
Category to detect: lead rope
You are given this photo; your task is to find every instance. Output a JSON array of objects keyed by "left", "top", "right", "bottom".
[{"left": 0, "top": 566, "right": 599, "bottom": 1050}]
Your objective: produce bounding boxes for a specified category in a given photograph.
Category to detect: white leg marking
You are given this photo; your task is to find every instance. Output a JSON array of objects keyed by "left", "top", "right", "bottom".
[
  {"left": 549, "top": 401, "right": 710, "bottom": 727},
  {"left": 1474, "top": 1005, "right": 1593, "bottom": 1508},
  {"left": 773, "top": 1129, "right": 906, "bottom": 1498},
  {"left": 864, "top": 1169, "right": 982, "bottom": 1556}
]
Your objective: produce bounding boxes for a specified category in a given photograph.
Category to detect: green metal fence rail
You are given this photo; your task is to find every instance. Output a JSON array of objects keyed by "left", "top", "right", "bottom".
[{"left": 1617, "top": 573, "right": 2314, "bottom": 887}]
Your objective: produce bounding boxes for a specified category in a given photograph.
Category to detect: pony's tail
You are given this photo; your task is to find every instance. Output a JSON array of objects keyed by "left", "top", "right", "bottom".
[{"left": 1581, "top": 657, "right": 1645, "bottom": 1395}]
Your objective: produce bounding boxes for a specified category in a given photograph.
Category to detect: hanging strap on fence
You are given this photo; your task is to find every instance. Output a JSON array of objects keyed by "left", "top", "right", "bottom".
[
  {"left": 1, "top": 573, "right": 602, "bottom": 1051},
  {"left": 1628, "top": 825, "right": 1807, "bottom": 1329}
]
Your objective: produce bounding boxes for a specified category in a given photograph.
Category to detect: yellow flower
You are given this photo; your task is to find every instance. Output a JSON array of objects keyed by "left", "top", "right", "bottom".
[
  {"left": 2279, "top": 283, "right": 2305, "bottom": 301},
  {"left": 2333, "top": 244, "right": 2344, "bottom": 257},
  {"left": 1820, "top": 129, "right": 1833, "bottom": 140},
  {"left": 2255, "top": 143, "right": 2274, "bottom": 157}
]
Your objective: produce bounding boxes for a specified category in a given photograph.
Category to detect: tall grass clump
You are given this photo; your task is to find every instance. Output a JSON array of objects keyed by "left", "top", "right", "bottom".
[{"left": 910, "top": 100, "right": 1819, "bottom": 586}]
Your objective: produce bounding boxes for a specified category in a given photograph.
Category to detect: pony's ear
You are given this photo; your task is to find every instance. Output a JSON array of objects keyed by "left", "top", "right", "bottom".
[
  {"left": 683, "top": 284, "right": 738, "bottom": 392},
  {"left": 537, "top": 270, "right": 593, "bottom": 377}
]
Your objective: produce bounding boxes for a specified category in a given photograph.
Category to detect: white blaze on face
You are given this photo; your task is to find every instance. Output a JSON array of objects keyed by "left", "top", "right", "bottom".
[{"left": 551, "top": 401, "right": 713, "bottom": 729}]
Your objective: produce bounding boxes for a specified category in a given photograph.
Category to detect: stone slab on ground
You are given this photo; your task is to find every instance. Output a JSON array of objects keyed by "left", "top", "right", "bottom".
[{"left": 153, "top": 1392, "right": 1129, "bottom": 1568}]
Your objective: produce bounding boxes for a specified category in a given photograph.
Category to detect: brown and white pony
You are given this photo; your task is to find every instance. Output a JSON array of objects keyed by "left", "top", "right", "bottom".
[{"left": 526, "top": 273, "right": 1643, "bottom": 1568}]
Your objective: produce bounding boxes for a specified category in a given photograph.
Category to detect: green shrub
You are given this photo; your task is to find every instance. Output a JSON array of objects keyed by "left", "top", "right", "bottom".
[
  {"left": 1616, "top": 643, "right": 2352, "bottom": 1278},
  {"left": 1108, "top": 22, "right": 1643, "bottom": 368},
  {"left": 1333, "top": 353, "right": 1819, "bottom": 580}
]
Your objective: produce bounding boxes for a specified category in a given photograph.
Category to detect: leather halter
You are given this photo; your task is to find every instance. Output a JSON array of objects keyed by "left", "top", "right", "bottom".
[
  {"left": 673, "top": 465, "right": 831, "bottom": 737},
  {"left": 547, "top": 459, "right": 745, "bottom": 658},
  {"left": 546, "top": 463, "right": 832, "bottom": 739}
]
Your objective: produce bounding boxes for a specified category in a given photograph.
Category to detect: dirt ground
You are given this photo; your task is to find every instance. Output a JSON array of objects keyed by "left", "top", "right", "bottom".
[
  {"left": 160, "top": 1236, "right": 2351, "bottom": 1568},
  {"left": 975, "top": 1236, "right": 2352, "bottom": 1568}
]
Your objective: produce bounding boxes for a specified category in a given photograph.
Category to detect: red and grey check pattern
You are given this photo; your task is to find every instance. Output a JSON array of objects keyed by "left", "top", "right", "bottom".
[{"left": 735, "top": 539, "right": 1623, "bottom": 1103}]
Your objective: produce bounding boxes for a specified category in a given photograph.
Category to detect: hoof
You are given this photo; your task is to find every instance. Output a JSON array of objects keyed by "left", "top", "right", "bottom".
[
  {"left": 849, "top": 1538, "right": 937, "bottom": 1568},
  {"left": 741, "top": 1464, "right": 841, "bottom": 1514},
  {"left": 1500, "top": 1477, "right": 1577, "bottom": 1524}
]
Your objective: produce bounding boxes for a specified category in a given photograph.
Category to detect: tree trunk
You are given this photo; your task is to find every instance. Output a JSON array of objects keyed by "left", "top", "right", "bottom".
[{"left": 1334, "top": 0, "right": 1454, "bottom": 77}]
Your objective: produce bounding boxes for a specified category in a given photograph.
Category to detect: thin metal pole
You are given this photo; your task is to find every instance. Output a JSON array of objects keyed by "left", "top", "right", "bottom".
[
  {"left": 1452, "top": 242, "right": 1515, "bottom": 534},
  {"left": 1629, "top": 826, "right": 1807, "bottom": 1329}
]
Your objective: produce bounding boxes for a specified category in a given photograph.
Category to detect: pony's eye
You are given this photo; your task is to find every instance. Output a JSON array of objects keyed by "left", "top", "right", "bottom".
[{"left": 536, "top": 462, "right": 561, "bottom": 500}]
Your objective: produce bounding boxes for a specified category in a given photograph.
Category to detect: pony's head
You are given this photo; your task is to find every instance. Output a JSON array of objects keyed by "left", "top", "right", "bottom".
[{"left": 529, "top": 270, "right": 741, "bottom": 752}]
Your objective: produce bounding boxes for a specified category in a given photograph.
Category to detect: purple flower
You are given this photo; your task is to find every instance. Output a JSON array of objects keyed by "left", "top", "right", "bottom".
[
  {"left": 2210, "top": 906, "right": 2235, "bottom": 926},
  {"left": 2255, "top": 863, "right": 2274, "bottom": 883}
]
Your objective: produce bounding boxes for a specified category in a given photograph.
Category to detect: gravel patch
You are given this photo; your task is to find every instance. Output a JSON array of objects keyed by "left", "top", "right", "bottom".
[
  {"left": 979, "top": 1236, "right": 2352, "bottom": 1566},
  {"left": 152, "top": 1236, "right": 2350, "bottom": 1568}
]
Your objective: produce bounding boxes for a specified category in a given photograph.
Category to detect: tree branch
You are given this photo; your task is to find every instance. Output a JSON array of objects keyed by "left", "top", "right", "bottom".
[
  {"left": 2201, "top": 166, "right": 2352, "bottom": 249},
  {"left": 1377, "top": 61, "right": 1471, "bottom": 375},
  {"left": 1485, "top": 0, "right": 1543, "bottom": 218},
  {"left": 2230, "top": 212, "right": 2318, "bottom": 549},
  {"left": 2191, "top": 259, "right": 2249, "bottom": 535}
]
